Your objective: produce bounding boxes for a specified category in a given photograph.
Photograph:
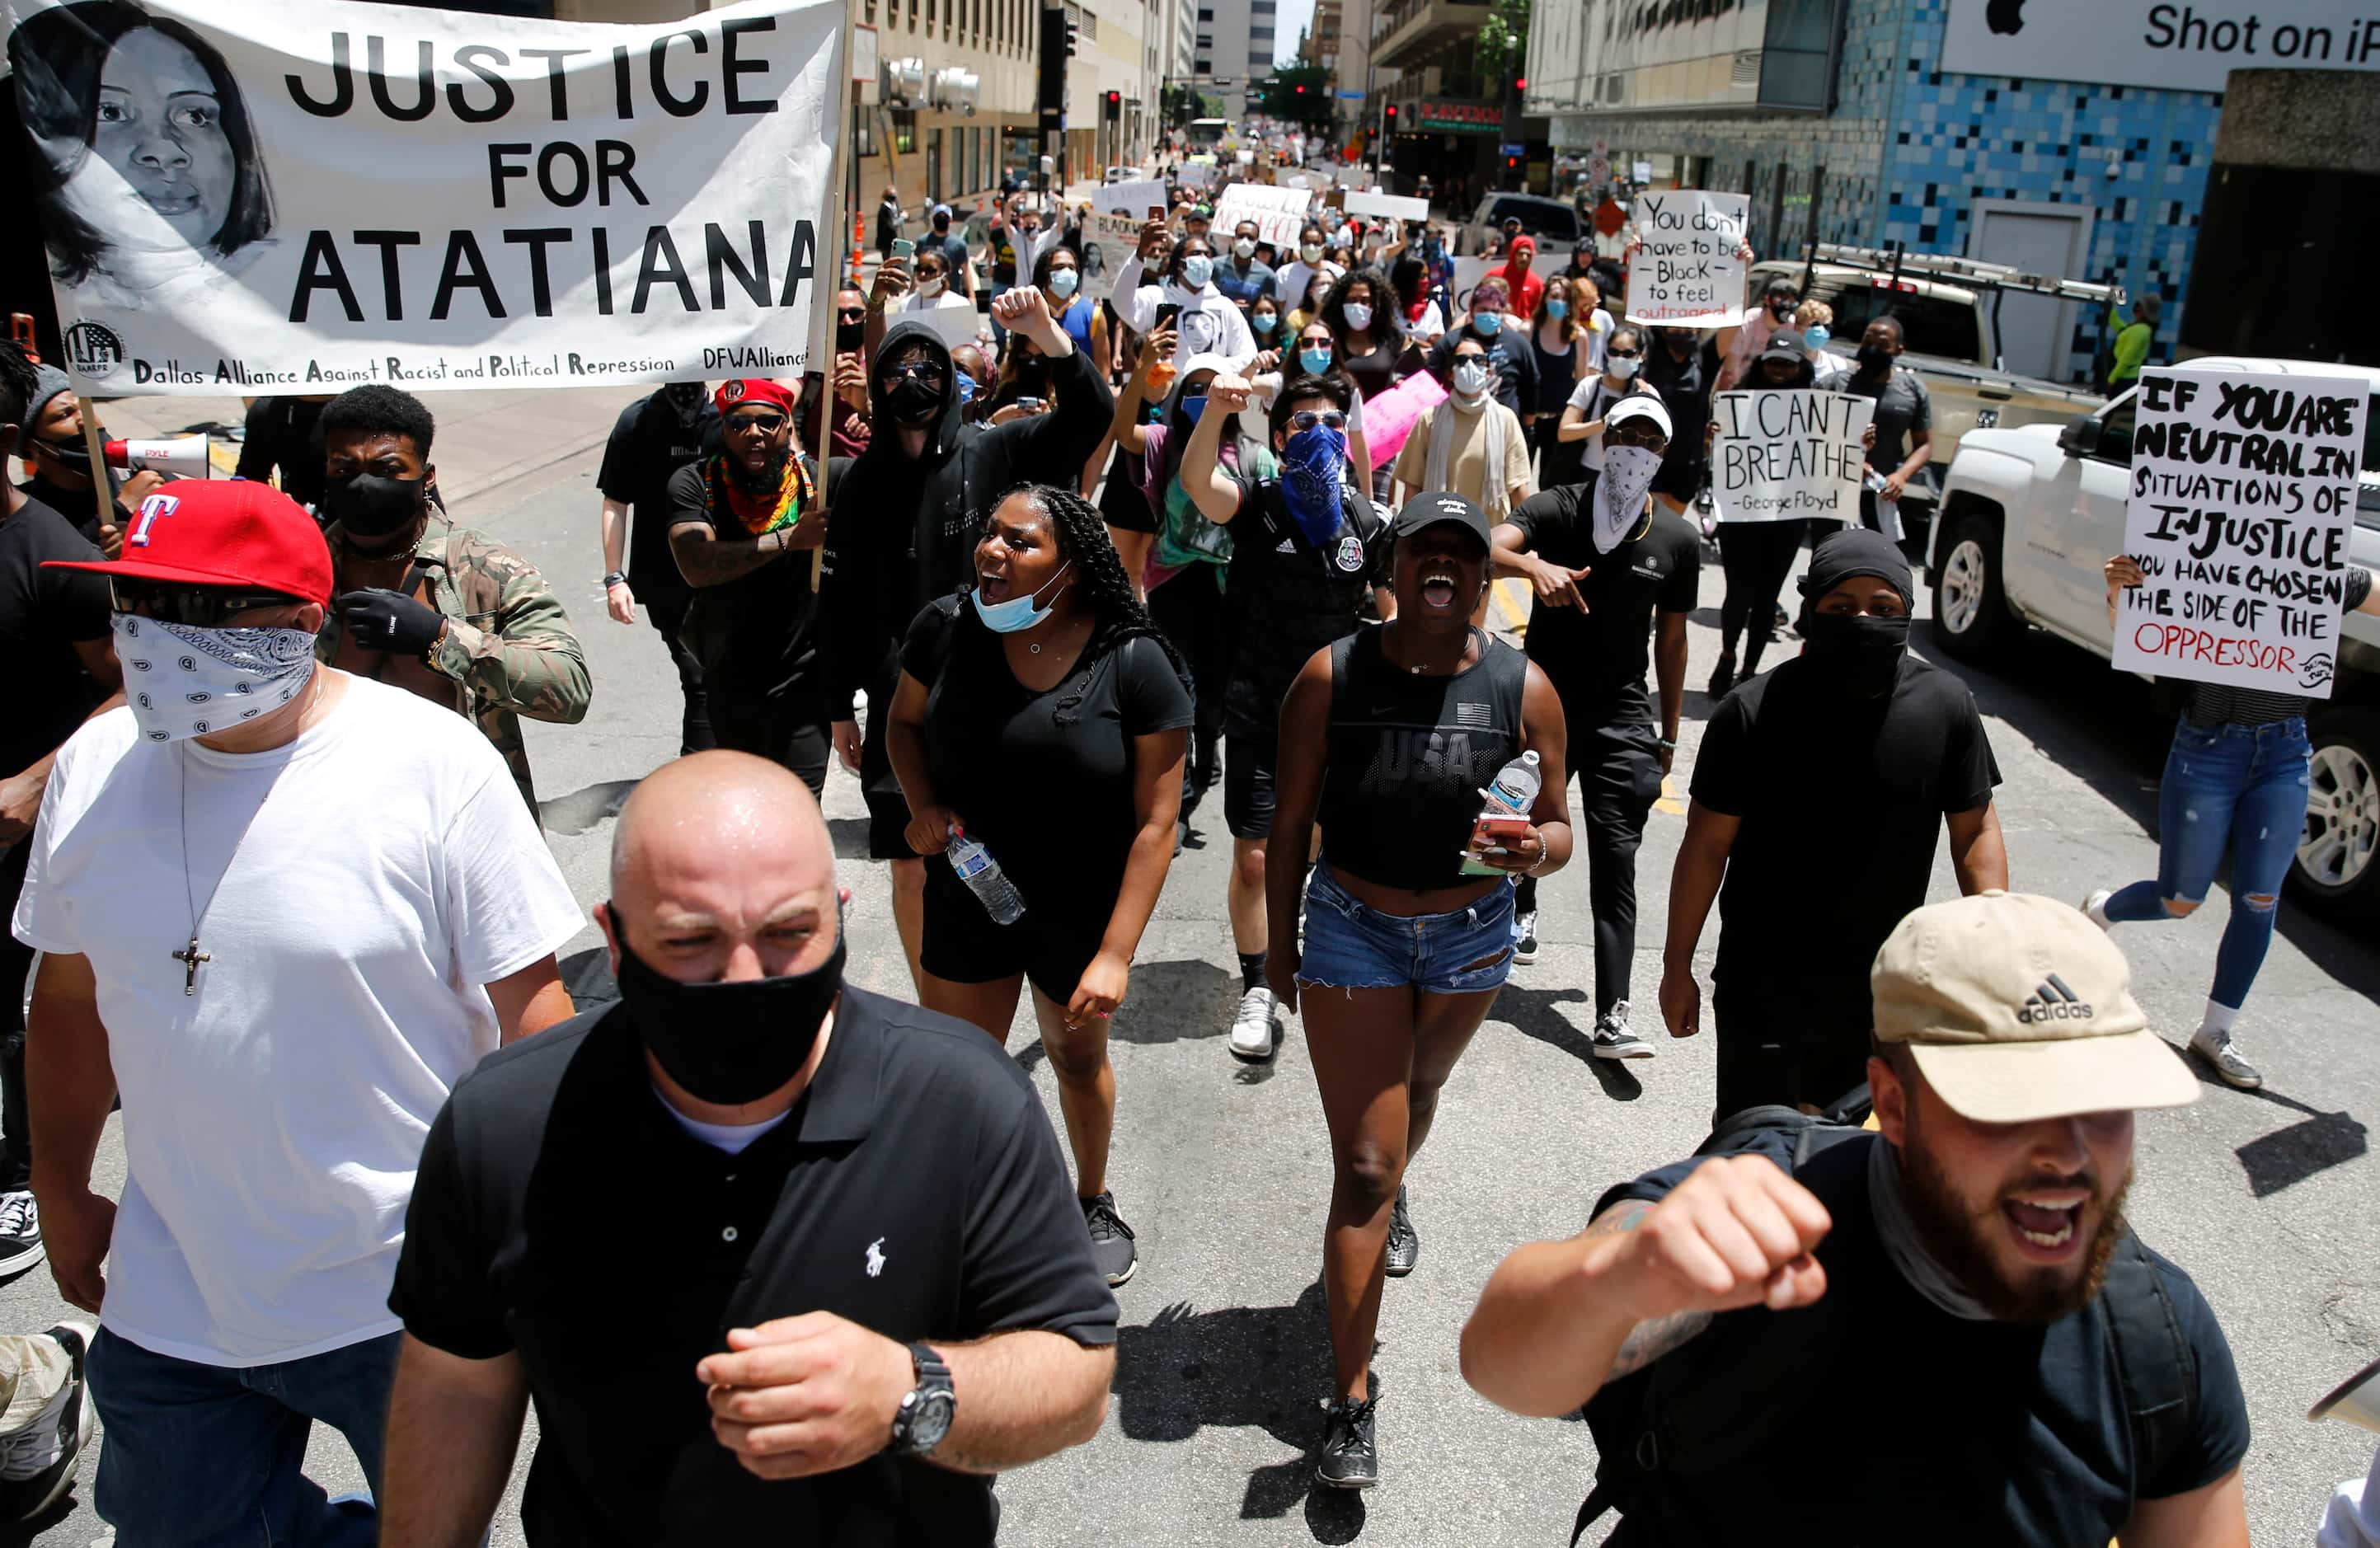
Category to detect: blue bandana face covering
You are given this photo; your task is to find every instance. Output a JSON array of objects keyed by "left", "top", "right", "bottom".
[{"left": 1279, "top": 423, "right": 1348, "bottom": 546}]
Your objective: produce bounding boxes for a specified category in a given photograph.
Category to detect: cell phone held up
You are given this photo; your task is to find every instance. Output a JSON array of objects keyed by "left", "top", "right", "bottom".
[
  {"left": 1153, "top": 302, "right": 1182, "bottom": 332},
  {"left": 890, "top": 237, "right": 915, "bottom": 260}
]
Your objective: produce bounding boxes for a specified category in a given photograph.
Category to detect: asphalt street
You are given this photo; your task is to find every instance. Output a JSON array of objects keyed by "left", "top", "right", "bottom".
[{"left": 8, "top": 415, "right": 2379, "bottom": 1546}]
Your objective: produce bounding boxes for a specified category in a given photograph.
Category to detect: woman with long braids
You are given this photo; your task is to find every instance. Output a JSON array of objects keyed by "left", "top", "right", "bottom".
[{"left": 884, "top": 485, "right": 1195, "bottom": 1288}]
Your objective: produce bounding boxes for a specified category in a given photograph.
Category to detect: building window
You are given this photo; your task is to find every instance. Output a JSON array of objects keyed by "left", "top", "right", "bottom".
[
  {"left": 1198, "top": 6, "right": 1212, "bottom": 16},
  {"left": 892, "top": 110, "right": 916, "bottom": 153},
  {"left": 854, "top": 114, "right": 878, "bottom": 157}
]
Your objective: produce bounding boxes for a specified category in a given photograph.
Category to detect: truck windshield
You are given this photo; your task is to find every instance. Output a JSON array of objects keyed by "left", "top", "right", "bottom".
[{"left": 1825, "top": 284, "right": 1984, "bottom": 364}]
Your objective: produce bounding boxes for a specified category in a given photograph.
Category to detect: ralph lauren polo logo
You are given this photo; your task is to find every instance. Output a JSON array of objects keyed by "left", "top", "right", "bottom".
[{"left": 866, "top": 1237, "right": 887, "bottom": 1278}]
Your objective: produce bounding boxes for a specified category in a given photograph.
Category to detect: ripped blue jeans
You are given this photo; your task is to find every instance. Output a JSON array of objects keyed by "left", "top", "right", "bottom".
[{"left": 2105, "top": 717, "right": 2312, "bottom": 1011}]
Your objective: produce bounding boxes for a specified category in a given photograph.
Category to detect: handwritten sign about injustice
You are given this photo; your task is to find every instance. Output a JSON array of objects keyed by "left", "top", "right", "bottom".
[
  {"left": 2111, "top": 366, "right": 2366, "bottom": 696},
  {"left": 1710, "top": 390, "right": 1874, "bottom": 522},
  {"left": 1622, "top": 190, "right": 1748, "bottom": 328}
]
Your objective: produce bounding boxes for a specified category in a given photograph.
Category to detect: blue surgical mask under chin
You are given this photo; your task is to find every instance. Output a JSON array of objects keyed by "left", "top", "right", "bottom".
[
  {"left": 1299, "top": 347, "right": 1333, "bottom": 376},
  {"left": 971, "top": 562, "right": 1073, "bottom": 633},
  {"left": 1253, "top": 312, "right": 1278, "bottom": 334},
  {"left": 955, "top": 373, "right": 976, "bottom": 405},
  {"left": 1546, "top": 299, "right": 1569, "bottom": 321},
  {"left": 1805, "top": 324, "right": 1832, "bottom": 352}
]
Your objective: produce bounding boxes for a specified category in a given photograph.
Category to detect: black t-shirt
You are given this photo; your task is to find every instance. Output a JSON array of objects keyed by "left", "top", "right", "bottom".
[
  {"left": 901, "top": 596, "right": 1193, "bottom": 932},
  {"left": 234, "top": 397, "right": 330, "bottom": 509},
  {"left": 0, "top": 494, "right": 110, "bottom": 781},
  {"left": 599, "top": 392, "right": 721, "bottom": 608},
  {"left": 1642, "top": 336, "right": 1719, "bottom": 465},
  {"left": 1845, "top": 365, "right": 1932, "bottom": 474},
  {"left": 664, "top": 457, "right": 822, "bottom": 699},
  {"left": 1593, "top": 1128, "right": 2251, "bottom": 1546},
  {"left": 391, "top": 990, "right": 1116, "bottom": 1548},
  {"left": 1690, "top": 654, "right": 2000, "bottom": 987},
  {"left": 16, "top": 472, "right": 115, "bottom": 547},
  {"left": 1504, "top": 481, "right": 1699, "bottom": 720},
  {"left": 1222, "top": 479, "right": 1392, "bottom": 739}
]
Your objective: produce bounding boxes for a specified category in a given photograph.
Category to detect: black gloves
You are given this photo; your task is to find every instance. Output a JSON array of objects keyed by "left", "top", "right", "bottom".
[{"left": 334, "top": 588, "right": 444, "bottom": 659}]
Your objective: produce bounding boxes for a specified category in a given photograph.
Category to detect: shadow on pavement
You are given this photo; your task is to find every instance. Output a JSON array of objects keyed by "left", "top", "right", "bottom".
[
  {"left": 1921, "top": 622, "right": 2380, "bottom": 1006},
  {"left": 1112, "top": 1283, "right": 1373, "bottom": 1537},
  {"left": 537, "top": 777, "right": 641, "bottom": 837},
  {"left": 1112, "top": 959, "right": 1242, "bottom": 1048},
  {"left": 1492, "top": 985, "right": 1645, "bottom": 1101},
  {"left": 2185, "top": 1058, "right": 2377, "bottom": 1198}
]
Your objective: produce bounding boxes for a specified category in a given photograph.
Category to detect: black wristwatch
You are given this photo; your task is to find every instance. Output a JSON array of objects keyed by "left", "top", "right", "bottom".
[{"left": 889, "top": 1341, "right": 955, "bottom": 1457}]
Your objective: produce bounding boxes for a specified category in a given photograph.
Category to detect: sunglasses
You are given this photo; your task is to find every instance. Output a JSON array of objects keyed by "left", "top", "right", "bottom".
[
  {"left": 110, "top": 578, "right": 304, "bottom": 628},
  {"left": 1289, "top": 410, "right": 1348, "bottom": 432},
  {"left": 1607, "top": 347, "right": 1641, "bottom": 359},
  {"left": 885, "top": 360, "right": 946, "bottom": 384},
  {"left": 1608, "top": 422, "right": 1669, "bottom": 452},
  {"left": 838, "top": 308, "right": 866, "bottom": 323},
  {"left": 727, "top": 412, "right": 788, "bottom": 434}
]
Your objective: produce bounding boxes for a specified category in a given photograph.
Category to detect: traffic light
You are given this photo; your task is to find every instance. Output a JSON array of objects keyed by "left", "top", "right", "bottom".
[
  {"left": 1382, "top": 102, "right": 1398, "bottom": 129},
  {"left": 1514, "top": 77, "right": 1528, "bottom": 91},
  {"left": 1064, "top": 17, "right": 1078, "bottom": 56},
  {"left": 1104, "top": 88, "right": 1121, "bottom": 120},
  {"left": 1295, "top": 83, "right": 1306, "bottom": 94}
]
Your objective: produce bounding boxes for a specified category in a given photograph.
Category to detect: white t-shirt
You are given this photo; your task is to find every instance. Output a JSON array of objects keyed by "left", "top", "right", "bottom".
[
  {"left": 12, "top": 677, "right": 583, "bottom": 1367},
  {"left": 1565, "top": 375, "right": 1654, "bottom": 473}
]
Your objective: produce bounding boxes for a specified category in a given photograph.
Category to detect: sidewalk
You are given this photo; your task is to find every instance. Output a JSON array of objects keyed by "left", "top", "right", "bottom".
[{"left": 92, "top": 384, "right": 650, "bottom": 510}]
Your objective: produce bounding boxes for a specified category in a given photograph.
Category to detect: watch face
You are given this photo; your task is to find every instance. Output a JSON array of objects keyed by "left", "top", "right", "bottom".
[{"left": 909, "top": 1391, "right": 955, "bottom": 1452}]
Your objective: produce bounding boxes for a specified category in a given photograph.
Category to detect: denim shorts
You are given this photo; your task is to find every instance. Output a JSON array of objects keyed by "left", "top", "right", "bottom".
[{"left": 1298, "top": 864, "right": 1518, "bottom": 997}]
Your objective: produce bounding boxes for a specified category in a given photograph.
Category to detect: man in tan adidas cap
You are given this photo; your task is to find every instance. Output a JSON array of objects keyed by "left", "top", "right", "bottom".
[{"left": 1459, "top": 892, "right": 2249, "bottom": 1546}]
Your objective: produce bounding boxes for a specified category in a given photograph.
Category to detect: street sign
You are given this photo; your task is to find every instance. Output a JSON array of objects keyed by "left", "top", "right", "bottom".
[
  {"left": 851, "top": 22, "right": 878, "bottom": 83},
  {"left": 1336, "top": 89, "right": 1364, "bottom": 98},
  {"left": 1500, "top": 142, "right": 1526, "bottom": 155}
]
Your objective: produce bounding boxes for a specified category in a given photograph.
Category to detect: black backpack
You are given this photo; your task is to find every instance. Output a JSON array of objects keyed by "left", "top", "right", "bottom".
[{"left": 1572, "top": 1106, "right": 2197, "bottom": 1546}]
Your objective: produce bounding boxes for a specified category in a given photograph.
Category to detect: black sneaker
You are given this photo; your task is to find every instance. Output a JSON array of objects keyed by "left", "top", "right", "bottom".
[
  {"left": 1705, "top": 650, "right": 1736, "bottom": 700},
  {"left": 1511, "top": 911, "right": 1539, "bottom": 965},
  {"left": 1316, "top": 1392, "right": 1379, "bottom": 1489},
  {"left": 1082, "top": 1193, "right": 1138, "bottom": 1287},
  {"left": 1383, "top": 1184, "right": 1419, "bottom": 1278},
  {"left": 0, "top": 1321, "right": 93, "bottom": 1523},
  {"left": 0, "top": 1193, "right": 40, "bottom": 1277}
]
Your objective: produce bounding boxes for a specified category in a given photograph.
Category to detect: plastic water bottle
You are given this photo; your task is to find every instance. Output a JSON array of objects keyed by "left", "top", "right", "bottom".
[
  {"left": 1485, "top": 749, "right": 1542, "bottom": 814},
  {"left": 946, "top": 826, "right": 1026, "bottom": 925},
  {"left": 1460, "top": 751, "right": 1542, "bottom": 876}
]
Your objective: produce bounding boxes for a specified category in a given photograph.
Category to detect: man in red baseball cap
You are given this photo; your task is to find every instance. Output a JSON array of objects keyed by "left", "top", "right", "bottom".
[
  {"left": 662, "top": 377, "right": 833, "bottom": 795},
  {"left": 10, "top": 477, "right": 584, "bottom": 1543}
]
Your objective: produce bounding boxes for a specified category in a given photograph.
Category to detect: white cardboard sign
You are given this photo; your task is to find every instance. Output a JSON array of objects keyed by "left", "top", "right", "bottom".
[
  {"left": 2111, "top": 366, "right": 2367, "bottom": 697},
  {"left": 1342, "top": 190, "right": 1429, "bottom": 223},
  {"left": 1623, "top": 189, "right": 1748, "bottom": 328},
  {"left": 1211, "top": 185, "right": 1312, "bottom": 248},
  {"left": 1709, "top": 390, "right": 1873, "bottom": 523}
]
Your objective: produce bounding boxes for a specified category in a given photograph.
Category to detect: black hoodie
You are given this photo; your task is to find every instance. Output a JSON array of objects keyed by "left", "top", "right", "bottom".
[{"left": 822, "top": 317, "right": 1112, "bottom": 720}]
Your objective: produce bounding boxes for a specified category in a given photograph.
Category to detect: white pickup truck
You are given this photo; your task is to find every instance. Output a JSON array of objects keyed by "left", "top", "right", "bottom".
[{"left": 1927, "top": 356, "right": 2380, "bottom": 922}]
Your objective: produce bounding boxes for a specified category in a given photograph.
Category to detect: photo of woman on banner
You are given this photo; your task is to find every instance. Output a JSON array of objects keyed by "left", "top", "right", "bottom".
[{"left": 10, "top": 0, "right": 276, "bottom": 307}]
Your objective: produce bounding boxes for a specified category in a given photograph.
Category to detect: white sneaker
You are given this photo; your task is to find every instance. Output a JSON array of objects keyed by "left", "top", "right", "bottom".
[
  {"left": 1229, "top": 985, "right": 1280, "bottom": 1062},
  {"left": 2190, "top": 1027, "right": 2262, "bottom": 1090},
  {"left": 1591, "top": 1002, "right": 1655, "bottom": 1060},
  {"left": 0, "top": 1320, "right": 94, "bottom": 1522},
  {"left": 2082, "top": 889, "right": 2115, "bottom": 931}
]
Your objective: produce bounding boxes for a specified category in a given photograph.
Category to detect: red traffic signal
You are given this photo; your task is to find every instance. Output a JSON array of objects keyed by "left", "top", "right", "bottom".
[
  {"left": 1106, "top": 90, "right": 1120, "bottom": 104},
  {"left": 1514, "top": 77, "right": 1528, "bottom": 91},
  {"left": 1382, "top": 103, "right": 1398, "bottom": 124},
  {"left": 1295, "top": 84, "right": 1305, "bottom": 93}
]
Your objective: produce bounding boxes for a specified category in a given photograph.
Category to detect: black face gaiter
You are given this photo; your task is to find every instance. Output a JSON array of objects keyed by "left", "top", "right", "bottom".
[
  {"left": 36, "top": 434, "right": 93, "bottom": 474},
  {"left": 1800, "top": 612, "right": 1910, "bottom": 698},
  {"left": 613, "top": 920, "right": 847, "bottom": 1107},
  {"left": 323, "top": 473, "right": 426, "bottom": 538}
]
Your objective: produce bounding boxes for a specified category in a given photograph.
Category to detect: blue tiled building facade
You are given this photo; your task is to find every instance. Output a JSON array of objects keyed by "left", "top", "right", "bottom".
[{"left": 1548, "top": 0, "right": 2218, "bottom": 383}]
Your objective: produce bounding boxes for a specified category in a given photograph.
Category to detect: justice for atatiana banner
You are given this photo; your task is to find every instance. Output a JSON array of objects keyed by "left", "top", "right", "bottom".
[
  {"left": 5, "top": 0, "right": 843, "bottom": 394},
  {"left": 1711, "top": 390, "right": 1872, "bottom": 523},
  {"left": 2111, "top": 367, "right": 2366, "bottom": 697}
]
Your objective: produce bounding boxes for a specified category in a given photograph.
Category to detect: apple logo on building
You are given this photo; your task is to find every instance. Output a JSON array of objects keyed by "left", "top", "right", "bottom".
[{"left": 1986, "top": 0, "right": 2026, "bottom": 35}]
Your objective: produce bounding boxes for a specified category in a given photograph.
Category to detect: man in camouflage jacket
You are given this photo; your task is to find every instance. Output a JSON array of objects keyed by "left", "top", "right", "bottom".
[{"left": 312, "top": 386, "right": 589, "bottom": 813}]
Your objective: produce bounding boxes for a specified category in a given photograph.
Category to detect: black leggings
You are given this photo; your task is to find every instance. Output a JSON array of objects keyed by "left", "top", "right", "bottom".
[{"left": 1716, "top": 520, "right": 1808, "bottom": 673}]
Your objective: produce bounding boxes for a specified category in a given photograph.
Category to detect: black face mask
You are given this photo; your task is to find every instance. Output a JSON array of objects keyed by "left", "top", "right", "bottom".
[
  {"left": 323, "top": 472, "right": 425, "bottom": 539},
  {"left": 613, "top": 915, "right": 847, "bottom": 1107},
  {"left": 882, "top": 375, "right": 943, "bottom": 427},
  {"left": 836, "top": 318, "right": 866, "bottom": 352},
  {"left": 665, "top": 382, "right": 706, "bottom": 418},
  {"left": 35, "top": 433, "right": 92, "bottom": 474},
  {"left": 1857, "top": 343, "right": 1895, "bottom": 374},
  {"left": 1800, "top": 612, "right": 1910, "bottom": 699}
]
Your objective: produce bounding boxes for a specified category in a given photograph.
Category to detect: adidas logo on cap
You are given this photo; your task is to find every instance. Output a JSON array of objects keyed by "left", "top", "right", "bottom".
[{"left": 2015, "top": 973, "right": 2094, "bottom": 1025}]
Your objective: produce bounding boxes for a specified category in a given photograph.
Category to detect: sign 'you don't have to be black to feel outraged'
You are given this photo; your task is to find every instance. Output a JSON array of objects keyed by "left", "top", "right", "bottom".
[{"left": 7, "top": 0, "right": 843, "bottom": 393}]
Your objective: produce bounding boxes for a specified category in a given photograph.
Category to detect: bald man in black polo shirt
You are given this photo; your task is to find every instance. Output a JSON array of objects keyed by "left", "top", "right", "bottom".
[{"left": 380, "top": 751, "right": 1115, "bottom": 1545}]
